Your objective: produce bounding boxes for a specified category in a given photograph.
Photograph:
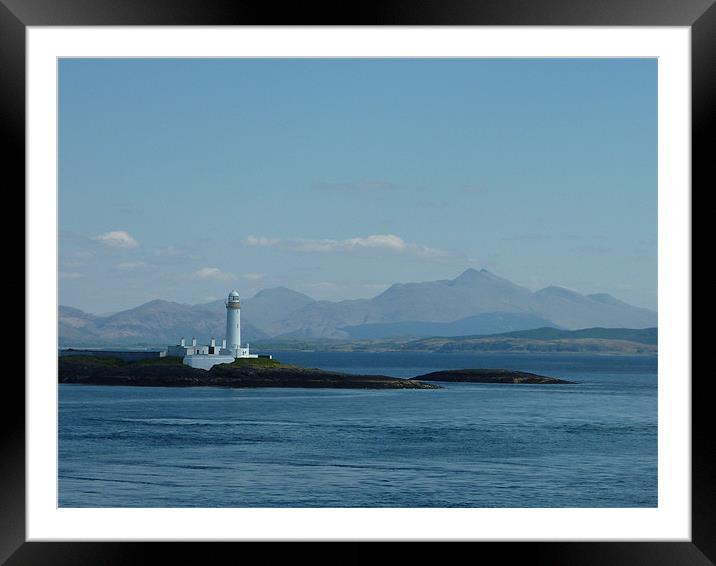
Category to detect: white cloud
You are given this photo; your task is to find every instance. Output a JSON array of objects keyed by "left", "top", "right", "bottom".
[
  {"left": 195, "top": 267, "right": 235, "bottom": 281},
  {"left": 93, "top": 230, "right": 139, "bottom": 249},
  {"left": 245, "top": 233, "right": 456, "bottom": 259},
  {"left": 245, "top": 235, "right": 280, "bottom": 247},
  {"left": 242, "top": 272, "right": 265, "bottom": 280}
]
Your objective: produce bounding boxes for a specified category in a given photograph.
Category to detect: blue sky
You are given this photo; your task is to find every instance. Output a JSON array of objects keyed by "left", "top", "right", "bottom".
[{"left": 59, "top": 58, "right": 657, "bottom": 314}]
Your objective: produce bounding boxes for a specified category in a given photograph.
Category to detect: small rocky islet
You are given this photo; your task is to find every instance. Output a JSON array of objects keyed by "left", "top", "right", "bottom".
[
  {"left": 410, "top": 368, "right": 575, "bottom": 384},
  {"left": 58, "top": 356, "right": 574, "bottom": 389}
]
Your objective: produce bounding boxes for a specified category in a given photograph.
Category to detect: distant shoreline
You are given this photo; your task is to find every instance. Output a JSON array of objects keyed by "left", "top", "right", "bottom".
[
  {"left": 60, "top": 327, "right": 657, "bottom": 357},
  {"left": 255, "top": 346, "right": 658, "bottom": 356},
  {"left": 251, "top": 330, "right": 657, "bottom": 355}
]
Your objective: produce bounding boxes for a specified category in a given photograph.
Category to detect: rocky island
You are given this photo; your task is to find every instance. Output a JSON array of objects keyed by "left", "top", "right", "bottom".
[
  {"left": 58, "top": 356, "right": 439, "bottom": 389},
  {"left": 411, "top": 368, "right": 575, "bottom": 384},
  {"left": 58, "top": 356, "right": 576, "bottom": 389}
]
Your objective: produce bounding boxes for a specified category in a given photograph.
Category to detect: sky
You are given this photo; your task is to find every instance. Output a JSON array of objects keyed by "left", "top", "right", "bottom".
[{"left": 58, "top": 58, "right": 657, "bottom": 314}]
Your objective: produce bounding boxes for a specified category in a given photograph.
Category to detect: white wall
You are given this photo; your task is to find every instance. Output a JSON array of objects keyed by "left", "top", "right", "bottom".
[{"left": 183, "top": 355, "right": 235, "bottom": 371}]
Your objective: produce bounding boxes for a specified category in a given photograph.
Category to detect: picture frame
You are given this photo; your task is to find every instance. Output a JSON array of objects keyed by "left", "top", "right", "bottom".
[{"left": 7, "top": 0, "right": 705, "bottom": 561}]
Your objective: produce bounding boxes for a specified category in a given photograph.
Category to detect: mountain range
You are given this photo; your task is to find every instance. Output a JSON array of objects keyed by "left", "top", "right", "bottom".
[{"left": 59, "top": 268, "right": 657, "bottom": 347}]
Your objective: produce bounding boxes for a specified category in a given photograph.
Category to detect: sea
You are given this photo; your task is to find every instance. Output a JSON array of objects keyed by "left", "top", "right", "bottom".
[{"left": 58, "top": 352, "right": 657, "bottom": 508}]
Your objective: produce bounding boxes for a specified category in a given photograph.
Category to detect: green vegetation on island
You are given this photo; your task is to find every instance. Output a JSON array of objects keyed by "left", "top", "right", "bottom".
[{"left": 222, "top": 357, "right": 294, "bottom": 369}]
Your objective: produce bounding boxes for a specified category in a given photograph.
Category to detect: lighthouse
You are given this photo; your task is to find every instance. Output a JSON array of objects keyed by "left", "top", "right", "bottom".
[
  {"left": 167, "top": 288, "right": 264, "bottom": 368},
  {"left": 225, "top": 290, "right": 241, "bottom": 356}
]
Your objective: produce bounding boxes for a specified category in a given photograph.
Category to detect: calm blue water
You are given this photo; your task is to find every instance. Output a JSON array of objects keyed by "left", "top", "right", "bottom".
[{"left": 59, "top": 352, "right": 657, "bottom": 507}]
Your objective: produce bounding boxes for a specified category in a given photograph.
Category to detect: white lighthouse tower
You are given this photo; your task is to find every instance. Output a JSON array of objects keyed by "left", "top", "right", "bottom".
[
  {"left": 225, "top": 290, "right": 241, "bottom": 356},
  {"left": 170, "top": 288, "right": 261, "bottom": 369}
]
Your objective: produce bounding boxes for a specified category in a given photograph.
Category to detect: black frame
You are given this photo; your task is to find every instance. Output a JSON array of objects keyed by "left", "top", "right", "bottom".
[{"left": 6, "top": 0, "right": 705, "bottom": 562}]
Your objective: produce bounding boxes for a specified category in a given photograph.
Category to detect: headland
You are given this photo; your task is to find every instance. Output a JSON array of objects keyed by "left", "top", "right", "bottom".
[{"left": 57, "top": 355, "right": 438, "bottom": 389}]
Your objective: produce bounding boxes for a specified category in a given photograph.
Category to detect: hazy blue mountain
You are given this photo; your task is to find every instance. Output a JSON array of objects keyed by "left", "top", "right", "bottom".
[
  {"left": 340, "top": 312, "right": 559, "bottom": 339},
  {"left": 239, "top": 287, "right": 316, "bottom": 335},
  {"left": 59, "top": 268, "right": 658, "bottom": 345},
  {"left": 59, "top": 306, "right": 101, "bottom": 344},
  {"left": 371, "top": 268, "right": 536, "bottom": 322},
  {"left": 58, "top": 300, "right": 268, "bottom": 347},
  {"left": 533, "top": 286, "right": 657, "bottom": 329},
  {"left": 274, "top": 269, "right": 538, "bottom": 338},
  {"left": 272, "top": 268, "right": 656, "bottom": 338},
  {"left": 97, "top": 300, "right": 224, "bottom": 345},
  {"left": 274, "top": 298, "right": 378, "bottom": 338}
]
